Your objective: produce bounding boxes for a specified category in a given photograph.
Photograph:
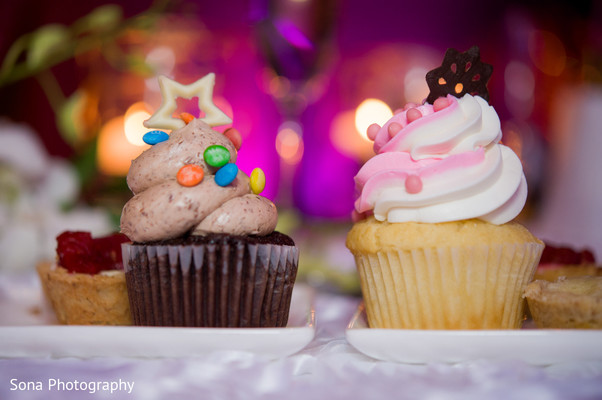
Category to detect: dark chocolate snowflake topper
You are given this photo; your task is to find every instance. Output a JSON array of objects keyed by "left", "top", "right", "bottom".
[{"left": 425, "top": 46, "right": 493, "bottom": 104}]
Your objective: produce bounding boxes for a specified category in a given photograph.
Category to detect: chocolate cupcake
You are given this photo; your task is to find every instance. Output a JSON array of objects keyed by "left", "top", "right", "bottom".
[{"left": 120, "top": 74, "right": 299, "bottom": 327}]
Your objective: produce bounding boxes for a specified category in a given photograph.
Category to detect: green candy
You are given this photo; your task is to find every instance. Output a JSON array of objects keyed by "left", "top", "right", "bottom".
[{"left": 203, "top": 145, "right": 231, "bottom": 168}]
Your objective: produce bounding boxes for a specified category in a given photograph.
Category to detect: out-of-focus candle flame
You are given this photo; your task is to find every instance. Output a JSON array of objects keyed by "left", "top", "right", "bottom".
[
  {"left": 354, "top": 99, "right": 393, "bottom": 142},
  {"left": 124, "top": 102, "right": 154, "bottom": 146},
  {"left": 97, "top": 115, "right": 148, "bottom": 176}
]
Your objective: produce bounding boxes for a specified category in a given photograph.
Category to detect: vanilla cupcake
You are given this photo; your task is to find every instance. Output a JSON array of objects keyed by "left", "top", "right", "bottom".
[{"left": 346, "top": 47, "right": 544, "bottom": 329}]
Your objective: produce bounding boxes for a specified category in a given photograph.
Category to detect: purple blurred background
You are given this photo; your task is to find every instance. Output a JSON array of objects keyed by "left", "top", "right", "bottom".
[{"left": 0, "top": 0, "right": 600, "bottom": 225}]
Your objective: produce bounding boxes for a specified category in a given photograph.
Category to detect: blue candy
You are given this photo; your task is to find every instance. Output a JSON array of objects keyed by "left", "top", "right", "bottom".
[
  {"left": 143, "top": 130, "right": 169, "bottom": 145},
  {"left": 214, "top": 163, "right": 238, "bottom": 187}
]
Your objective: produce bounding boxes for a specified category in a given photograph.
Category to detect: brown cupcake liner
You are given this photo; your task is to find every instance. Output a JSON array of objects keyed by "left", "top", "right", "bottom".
[{"left": 122, "top": 240, "right": 299, "bottom": 327}]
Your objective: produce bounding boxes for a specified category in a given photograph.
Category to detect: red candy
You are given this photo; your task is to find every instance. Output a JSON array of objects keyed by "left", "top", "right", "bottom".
[
  {"left": 223, "top": 128, "right": 242, "bottom": 150},
  {"left": 56, "top": 231, "right": 130, "bottom": 275}
]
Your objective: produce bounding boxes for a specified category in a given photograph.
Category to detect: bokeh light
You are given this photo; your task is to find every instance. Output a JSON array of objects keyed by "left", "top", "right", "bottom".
[
  {"left": 330, "top": 110, "right": 374, "bottom": 160},
  {"left": 98, "top": 116, "right": 148, "bottom": 176},
  {"left": 144, "top": 46, "right": 176, "bottom": 92},
  {"left": 504, "top": 61, "right": 535, "bottom": 119},
  {"left": 276, "top": 122, "right": 304, "bottom": 164},
  {"left": 354, "top": 99, "right": 392, "bottom": 141},
  {"left": 124, "top": 102, "right": 154, "bottom": 146},
  {"left": 528, "top": 30, "right": 566, "bottom": 77},
  {"left": 404, "top": 67, "right": 430, "bottom": 103}
]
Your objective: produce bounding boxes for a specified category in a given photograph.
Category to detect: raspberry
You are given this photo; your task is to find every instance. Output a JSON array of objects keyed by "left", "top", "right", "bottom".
[
  {"left": 56, "top": 231, "right": 130, "bottom": 274},
  {"left": 539, "top": 243, "right": 596, "bottom": 265}
]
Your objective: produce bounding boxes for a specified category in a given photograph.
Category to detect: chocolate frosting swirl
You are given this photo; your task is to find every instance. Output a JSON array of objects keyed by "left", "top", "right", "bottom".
[{"left": 120, "top": 119, "right": 277, "bottom": 242}]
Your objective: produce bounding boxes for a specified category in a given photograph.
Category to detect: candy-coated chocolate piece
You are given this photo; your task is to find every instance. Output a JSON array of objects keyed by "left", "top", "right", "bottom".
[
  {"left": 204, "top": 145, "right": 231, "bottom": 168},
  {"left": 142, "top": 130, "right": 169, "bottom": 145},
  {"left": 214, "top": 163, "right": 238, "bottom": 187},
  {"left": 405, "top": 174, "right": 423, "bottom": 194},
  {"left": 223, "top": 128, "right": 242, "bottom": 150},
  {"left": 177, "top": 164, "right": 204, "bottom": 187},
  {"left": 406, "top": 108, "right": 422, "bottom": 123},
  {"left": 250, "top": 168, "right": 266, "bottom": 194},
  {"left": 179, "top": 112, "right": 195, "bottom": 124}
]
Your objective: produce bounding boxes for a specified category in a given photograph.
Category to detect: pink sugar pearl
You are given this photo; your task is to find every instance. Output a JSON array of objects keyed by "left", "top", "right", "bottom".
[
  {"left": 388, "top": 122, "right": 402, "bottom": 138},
  {"left": 433, "top": 96, "right": 451, "bottom": 112},
  {"left": 406, "top": 108, "right": 422, "bottom": 123},
  {"left": 367, "top": 123, "right": 381, "bottom": 141},
  {"left": 403, "top": 102, "right": 418, "bottom": 111},
  {"left": 405, "top": 174, "right": 423, "bottom": 194}
]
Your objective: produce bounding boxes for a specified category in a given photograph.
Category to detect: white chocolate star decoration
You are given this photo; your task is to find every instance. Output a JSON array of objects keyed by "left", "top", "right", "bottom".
[{"left": 144, "top": 73, "right": 232, "bottom": 130}]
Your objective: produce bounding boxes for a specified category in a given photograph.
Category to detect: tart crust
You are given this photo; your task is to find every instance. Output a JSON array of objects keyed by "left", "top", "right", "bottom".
[
  {"left": 37, "top": 261, "right": 132, "bottom": 325},
  {"left": 524, "top": 276, "right": 602, "bottom": 329}
]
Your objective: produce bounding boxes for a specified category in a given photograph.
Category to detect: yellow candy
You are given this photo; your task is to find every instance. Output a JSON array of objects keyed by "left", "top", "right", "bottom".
[{"left": 250, "top": 168, "right": 266, "bottom": 195}]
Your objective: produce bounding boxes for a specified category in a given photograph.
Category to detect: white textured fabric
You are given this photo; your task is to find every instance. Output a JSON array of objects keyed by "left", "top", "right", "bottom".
[{"left": 1, "top": 274, "right": 602, "bottom": 400}]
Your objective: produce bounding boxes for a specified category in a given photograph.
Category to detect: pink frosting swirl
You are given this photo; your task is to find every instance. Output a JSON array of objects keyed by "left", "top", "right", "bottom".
[{"left": 354, "top": 94, "right": 527, "bottom": 224}]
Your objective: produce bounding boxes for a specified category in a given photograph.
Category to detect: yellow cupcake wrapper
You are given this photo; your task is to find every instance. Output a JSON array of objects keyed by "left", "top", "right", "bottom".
[{"left": 354, "top": 242, "right": 544, "bottom": 329}]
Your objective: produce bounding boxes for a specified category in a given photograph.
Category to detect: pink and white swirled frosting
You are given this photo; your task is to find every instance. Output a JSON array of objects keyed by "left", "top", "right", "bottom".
[{"left": 354, "top": 94, "right": 527, "bottom": 224}]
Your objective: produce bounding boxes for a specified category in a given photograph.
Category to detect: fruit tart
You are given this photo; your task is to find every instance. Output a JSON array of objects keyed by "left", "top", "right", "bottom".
[
  {"left": 534, "top": 243, "right": 601, "bottom": 282},
  {"left": 37, "top": 231, "right": 132, "bottom": 325}
]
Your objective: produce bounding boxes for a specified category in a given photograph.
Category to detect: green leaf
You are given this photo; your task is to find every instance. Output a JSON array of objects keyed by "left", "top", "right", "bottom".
[
  {"left": 72, "top": 140, "right": 98, "bottom": 187},
  {"left": 126, "top": 53, "right": 155, "bottom": 76},
  {"left": 75, "top": 4, "right": 123, "bottom": 35},
  {"left": 57, "top": 89, "right": 86, "bottom": 146},
  {"left": 27, "top": 24, "right": 71, "bottom": 70}
]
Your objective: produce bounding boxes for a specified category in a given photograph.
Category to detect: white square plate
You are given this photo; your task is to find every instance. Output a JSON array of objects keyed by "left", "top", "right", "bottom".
[
  {"left": 346, "top": 303, "right": 602, "bottom": 365},
  {"left": 0, "top": 276, "right": 315, "bottom": 359}
]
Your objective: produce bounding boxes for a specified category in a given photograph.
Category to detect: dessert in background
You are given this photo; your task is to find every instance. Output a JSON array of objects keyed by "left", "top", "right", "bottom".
[
  {"left": 120, "top": 73, "right": 299, "bottom": 327},
  {"left": 525, "top": 276, "right": 602, "bottom": 329},
  {"left": 346, "top": 46, "right": 544, "bottom": 329},
  {"left": 534, "top": 243, "right": 601, "bottom": 282},
  {"left": 37, "top": 231, "right": 131, "bottom": 325}
]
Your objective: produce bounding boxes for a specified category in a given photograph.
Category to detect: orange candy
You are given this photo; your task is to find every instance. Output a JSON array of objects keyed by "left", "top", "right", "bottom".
[
  {"left": 177, "top": 164, "right": 204, "bottom": 187},
  {"left": 179, "top": 112, "right": 195, "bottom": 124}
]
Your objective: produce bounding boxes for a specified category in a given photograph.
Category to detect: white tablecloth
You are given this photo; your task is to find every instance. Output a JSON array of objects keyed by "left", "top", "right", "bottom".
[{"left": 1, "top": 274, "right": 602, "bottom": 400}]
